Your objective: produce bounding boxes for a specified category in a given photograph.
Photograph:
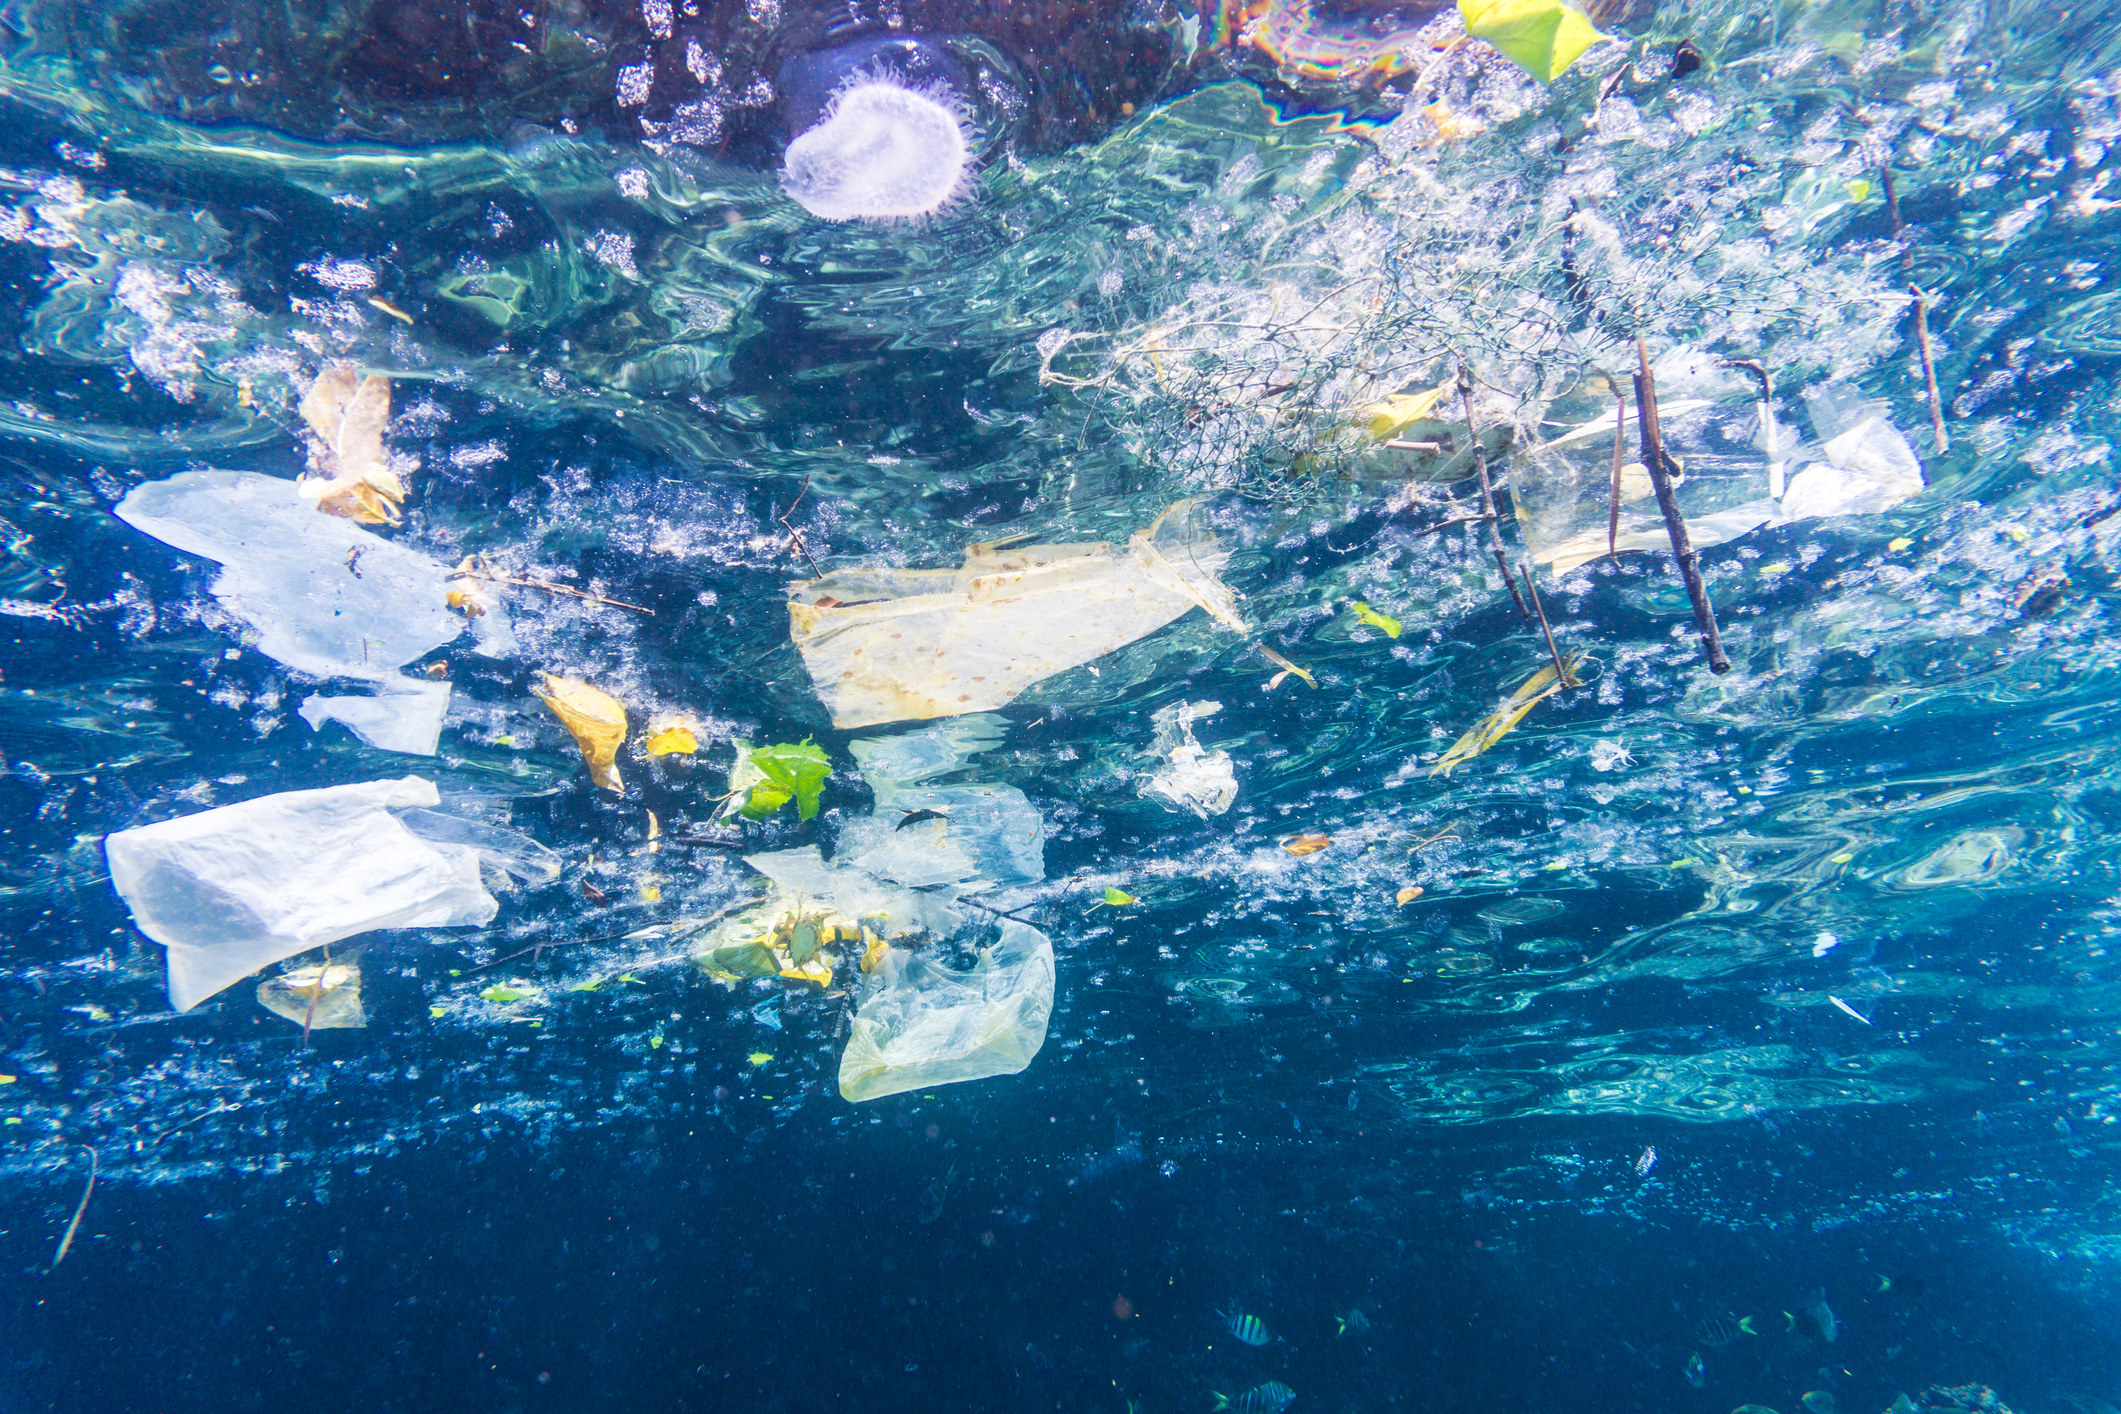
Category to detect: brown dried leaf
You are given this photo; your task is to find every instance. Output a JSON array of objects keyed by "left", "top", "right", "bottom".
[
  {"left": 535, "top": 672, "right": 628, "bottom": 793},
  {"left": 1283, "top": 832, "right": 1331, "bottom": 857},
  {"left": 299, "top": 363, "right": 405, "bottom": 524},
  {"left": 1396, "top": 885, "right": 1424, "bottom": 905}
]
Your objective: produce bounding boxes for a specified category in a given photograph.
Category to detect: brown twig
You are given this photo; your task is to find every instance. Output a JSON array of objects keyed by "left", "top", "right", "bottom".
[
  {"left": 1458, "top": 363, "right": 1532, "bottom": 620},
  {"left": 450, "top": 557, "right": 654, "bottom": 615},
  {"left": 1593, "top": 372, "right": 1628, "bottom": 561},
  {"left": 1717, "top": 357, "right": 1781, "bottom": 500},
  {"left": 1633, "top": 337, "right": 1731, "bottom": 674},
  {"left": 1882, "top": 168, "right": 1949, "bottom": 456},
  {"left": 778, "top": 476, "right": 824, "bottom": 580},
  {"left": 49, "top": 1146, "right": 96, "bottom": 1271},
  {"left": 1519, "top": 561, "right": 1579, "bottom": 689}
]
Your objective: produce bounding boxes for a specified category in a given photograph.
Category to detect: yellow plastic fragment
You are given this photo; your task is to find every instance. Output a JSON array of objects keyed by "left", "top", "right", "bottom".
[
  {"left": 778, "top": 956, "right": 834, "bottom": 988},
  {"left": 534, "top": 672, "right": 628, "bottom": 792},
  {"left": 1431, "top": 657, "right": 1575, "bottom": 777},
  {"left": 1458, "top": 0, "right": 1610, "bottom": 82},
  {"left": 861, "top": 931, "right": 889, "bottom": 974}
]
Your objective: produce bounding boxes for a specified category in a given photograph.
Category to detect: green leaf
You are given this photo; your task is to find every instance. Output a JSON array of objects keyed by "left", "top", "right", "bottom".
[
  {"left": 738, "top": 778, "right": 795, "bottom": 821},
  {"left": 481, "top": 985, "right": 532, "bottom": 1004},
  {"left": 1349, "top": 601, "right": 1402, "bottom": 639},
  {"left": 747, "top": 740, "right": 831, "bottom": 821},
  {"left": 1103, "top": 886, "right": 1138, "bottom": 906},
  {"left": 1458, "top": 0, "right": 1609, "bottom": 83}
]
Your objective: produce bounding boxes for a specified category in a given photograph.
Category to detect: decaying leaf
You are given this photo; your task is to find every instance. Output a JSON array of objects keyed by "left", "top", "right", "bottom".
[
  {"left": 1258, "top": 643, "right": 1318, "bottom": 690},
  {"left": 644, "top": 724, "right": 700, "bottom": 757},
  {"left": 1431, "top": 656, "right": 1578, "bottom": 777},
  {"left": 1458, "top": 0, "right": 1609, "bottom": 83},
  {"left": 1349, "top": 601, "right": 1403, "bottom": 639},
  {"left": 1283, "top": 832, "right": 1331, "bottom": 856},
  {"left": 1396, "top": 885, "right": 1424, "bottom": 905},
  {"left": 535, "top": 672, "right": 628, "bottom": 792},
  {"left": 1355, "top": 380, "right": 1454, "bottom": 439},
  {"left": 1102, "top": 886, "right": 1138, "bottom": 907},
  {"left": 299, "top": 363, "right": 407, "bottom": 525}
]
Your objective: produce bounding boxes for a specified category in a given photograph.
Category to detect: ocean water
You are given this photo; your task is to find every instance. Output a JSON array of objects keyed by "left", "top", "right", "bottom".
[{"left": 3, "top": 1, "right": 2121, "bottom": 1411}]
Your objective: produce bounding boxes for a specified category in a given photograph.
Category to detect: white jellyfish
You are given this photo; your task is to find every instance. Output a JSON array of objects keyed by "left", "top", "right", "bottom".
[{"left": 778, "top": 74, "right": 973, "bottom": 222}]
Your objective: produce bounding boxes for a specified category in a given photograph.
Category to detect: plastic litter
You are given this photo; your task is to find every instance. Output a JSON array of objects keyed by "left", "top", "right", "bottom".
[
  {"left": 788, "top": 501, "right": 1246, "bottom": 729},
  {"left": 839, "top": 920, "right": 1056, "bottom": 1102},
  {"left": 298, "top": 678, "right": 451, "bottom": 756},
  {"left": 1141, "top": 700, "right": 1237, "bottom": 818},
  {"left": 257, "top": 962, "right": 365, "bottom": 1030},
  {"left": 115, "top": 469, "right": 511, "bottom": 680},
  {"left": 104, "top": 775, "right": 498, "bottom": 1011},
  {"left": 1778, "top": 386, "right": 1927, "bottom": 522},
  {"left": 837, "top": 715, "right": 1045, "bottom": 889}
]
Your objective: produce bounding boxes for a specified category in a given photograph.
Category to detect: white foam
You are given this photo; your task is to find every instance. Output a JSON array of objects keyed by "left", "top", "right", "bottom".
[{"left": 779, "top": 78, "right": 972, "bottom": 222}]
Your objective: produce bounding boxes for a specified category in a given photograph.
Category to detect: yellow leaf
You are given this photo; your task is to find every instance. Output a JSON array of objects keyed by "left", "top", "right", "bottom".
[
  {"left": 1349, "top": 601, "right": 1403, "bottom": 639},
  {"left": 298, "top": 363, "right": 405, "bottom": 524},
  {"left": 1887, "top": 537, "right": 1913, "bottom": 552},
  {"left": 649, "top": 1035, "right": 664, "bottom": 1049},
  {"left": 429, "top": 1005, "right": 448, "bottom": 1018},
  {"left": 748, "top": 1051, "right": 774, "bottom": 1066},
  {"left": 1431, "top": 657, "right": 1574, "bottom": 776},
  {"left": 641, "top": 884, "right": 662, "bottom": 903},
  {"left": 1395, "top": 886, "right": 1423, "bottom": 905},
  {"left": 1458, "top": 0, "right": 1610, "bottom": 82},
  {"left": 1356, "top": 382, "right": 1453, "bottom": 439},
  {"left": 644, "top": 725, "right": 699, "bottom": 757},
  {"left": 0, "top": 1074, "right": 15, "bottom": 1084},
  {"left": 1284, "top": 832, "right": 1332, "bottom": 856},
  {"left": 534, "top": 672, "right": 628, "bottom": 792},
  {"left": 1844, "top": 179, "right": 1873, "bottom": 203}
]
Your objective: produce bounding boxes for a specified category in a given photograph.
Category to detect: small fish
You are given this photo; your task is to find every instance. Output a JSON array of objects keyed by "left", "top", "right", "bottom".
[
  {"left": 1335, "top": 1308, "right": 1371, "bottom": 1337},
  {"left": 1218, "top": 1306, "right": 1270, "bottom": 1346},
  {"left": 895, "top": 808, "right": 950, "bottom": 830},
  {"left": 1213, "top": 1381, "right": 1295, "bottom": 1414},
  {"left": 1683, "top": 1352, "right": 1706, "bottom": 1389},
  {"left": 1793, "top": 1288, "right": 1837, "bottom": 1343},
  {"left": 1634, "top": 1145, "right": 1658, "bottom": 1175},
  {"left": 1693, "top": 1311, "right": 1758, "bottom": 1347},
  {"left": 1828, "top": 994, "right": 1872, "bottom": 1025}
]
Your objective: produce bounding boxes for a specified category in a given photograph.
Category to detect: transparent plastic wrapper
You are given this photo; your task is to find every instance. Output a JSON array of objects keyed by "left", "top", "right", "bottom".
[
  {"left": 1779, "top": 386, "right": 1927, "bottom": 521},
  {"left": 104, "top": 776, "right": 498, "bottom": 1011},
  {"left": 257, "top": 962, "right": 365, "bottom": 1030},
  {"left": 115, "top": 470, "right": 510, "bottom": 680},
  {"left": 839, "top": 920, "right": 1056, "bottom": 1102},
  {"left": 298, "top": 679, "right": 452, "bottom": 756},
  {"left": 1141, "top": 700, "right": 1237, "bottom": 817},
  {"left": 396, "top": 808, "right": 564, "bottom": 889},
  {"left": 787, "top": 501, "right": 1247, "bottom": 729},
  {"left": 838, "top": 715, "right": 1045, "bottom": 890}
]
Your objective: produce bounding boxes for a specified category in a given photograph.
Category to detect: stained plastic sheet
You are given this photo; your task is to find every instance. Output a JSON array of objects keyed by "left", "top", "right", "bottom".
[
  {"left": 838, "top": 920, "right": 1056, "bottom": 1102},
  {"left": 104, "top": 775, "right": 498, "bottom": 1011},
  {"left": 115, "top": 470, "right": 512, "bottom": 680},
  {"left": 788, "top": 501, "right": 1247, "bottom": 729}
]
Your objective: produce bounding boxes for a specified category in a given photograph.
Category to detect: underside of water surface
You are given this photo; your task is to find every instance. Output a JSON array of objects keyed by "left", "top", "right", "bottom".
[{"left": 2, "top": 0, "right": 2121, "bottom": 1411}]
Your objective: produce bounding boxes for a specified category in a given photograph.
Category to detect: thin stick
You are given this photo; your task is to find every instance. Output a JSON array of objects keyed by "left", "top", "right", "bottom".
[
  {"left": 50, "top": 1146, "right": 96, "bottom": 1270},
  {"left": 1458, "top": 363, "right": 1532, "bottom": 620},
  {"left": 777, "top": 477, "right": 824, "bottom": 580},
  {"left": 1882, "top": 168, "right": 1949, "bottom": 455},
  {"left": 1519, "top": 561, "right": 1579, "bottom": 689},
  {"left": 1633, "top": 337, "right": 1731, "bottom": 674},
  {"left": 450, "top": 558, "right": 653, "bottom": 615},
  {"left": 1605, "top": 379, "right": 1627, "bottom": 561},
  {"left": 300, "top": 967, "right": 325, "bottom": 1045}
]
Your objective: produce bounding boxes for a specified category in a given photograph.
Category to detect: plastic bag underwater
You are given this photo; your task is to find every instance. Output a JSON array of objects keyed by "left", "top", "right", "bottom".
[{"left": 838, "top": 919, "right": 1056, "bottom": 1102}]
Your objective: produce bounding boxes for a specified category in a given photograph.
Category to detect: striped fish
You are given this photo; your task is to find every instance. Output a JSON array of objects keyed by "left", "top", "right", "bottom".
[
  {"left": 1217, "top": 1305, "right": 1271, "bottom": 1345},
  {"left": 1213, "top": 1381, "right": 1296, "bottom": 1413}
]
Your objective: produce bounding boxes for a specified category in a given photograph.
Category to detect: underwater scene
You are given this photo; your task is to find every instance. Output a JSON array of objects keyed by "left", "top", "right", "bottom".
[{"left": 1, "top": 0, "right": 2119, "bottom": 1410}]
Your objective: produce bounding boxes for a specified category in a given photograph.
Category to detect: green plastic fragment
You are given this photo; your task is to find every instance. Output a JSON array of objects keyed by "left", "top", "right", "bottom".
[{"left": 1458, "top": 0, "right": 1609, "bottom": 82}]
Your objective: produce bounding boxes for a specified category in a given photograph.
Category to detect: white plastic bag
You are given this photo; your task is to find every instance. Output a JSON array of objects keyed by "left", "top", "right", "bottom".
[
  {"left": 837, "top": 715, "right": 1045, "bottom": 890},
  {"left": 104, "top": 775, "right": 497, "bottom": 1011},
  {"left": 838, "top": 920, "right": 1056, "bottom": 1102},
  {"left": 788, "top": 501, "right": 1246, "bottom": 729}
]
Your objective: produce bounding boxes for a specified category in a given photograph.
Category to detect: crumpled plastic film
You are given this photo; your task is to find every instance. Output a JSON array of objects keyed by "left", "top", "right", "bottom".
[
  {"left": 298, "top": 679, "right": 452, "bottom": 756},
  {"left": 257, "top": 963, "right": 366, "bottom": 1030},
  {"left": 838, "top": 715, "right": 1045, "bottom": 890},
  {"left": 788, "top": 500, "right": 1247, "bottom": 729},
  {"left": 1141, "top": 699, "right": 1237, "bottom": 817},
  {"left": 838, "top": 919, "right": 1056, "bottom": 1102},
  {"left": 104, "top": 775, "right": 498, "bottom": 1011}
]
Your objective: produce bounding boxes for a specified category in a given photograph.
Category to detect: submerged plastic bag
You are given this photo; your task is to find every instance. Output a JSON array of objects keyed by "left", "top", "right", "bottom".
[
  {"left": 104, "top": 775, "right": 498, "bottom": 1011},
  {"left": 837, "top": 715, "right": 1045, "bottom": 890},
  {"left": 298, "top": 678, "right": 452, "bottom": 756},
  {"left": 257, "top": 962, "right": 365, "bottom": 1030},
  {"left": 1141, "top": 700, "right": 1237, "bottom": 817},
  {"left": 839, "top": 920, "right": 1056, "bottom": 1102},
  {"left": 788, "top": 501, "right": 1247, "bottom": 729}
]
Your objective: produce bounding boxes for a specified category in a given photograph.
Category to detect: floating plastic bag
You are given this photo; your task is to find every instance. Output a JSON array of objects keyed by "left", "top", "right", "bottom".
[
  {"left": 257, "top": 962, "right": 365, "bottom": 1030},
  {"left": 298, "top": 678, "right": 451, "bottom": 756},
  {"left": 1141, "top": 700, "right": 1237, "bottom": 817},
  {"left": 838, "top": 920, "right": 1056, "bottom": 1102},
  {"left": 104, "top": 775, "right": 498, "bottom": 1011},
  {"left": 788, "top": 501, "right": 1247, "bottom": 729},
  {"left": 837, "top": 715, "right": 1045, "bottom": 890},
  {"left": 115, "top": 470, "right": 511, "bottom": 680},
  {"left": 1778, "top": 386, "right": 1926, "bottom": 522}
]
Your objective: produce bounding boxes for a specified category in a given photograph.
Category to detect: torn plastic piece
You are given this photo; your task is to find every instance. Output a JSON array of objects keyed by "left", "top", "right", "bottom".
[
  {"left": 115, "top": 470, "right": 512, "bottom": 680},
  {"left": 838, "top": 920, "right": 1055, "bottom": 1102},
  {"left": 1778, "top": 386, "right": 1926, "bottom": 521},
  {"left": 396, "top": 809, "right": 564, "bottom": 888},
  {"left": 788, "top": 501, "right": 1247, "bottom": 729},
  {"left": 299, "top": 677, "right": 451, "bottom": 756},
  {"left": 257, "top": 963, "right": 365, "bottom": 1030},
  {"left": 104, "top": 776, "right": 497, "bottom": 1012},
  {"left": 838, "top": 716, "right": 1045, "bottom": 890},
  {"left": 1142, "top": 700, "right": 1237, "bottom": 818},
  {"left": 742, "top": 846, "right": 967, "bottom": 938},
  {"left": 299, "top": 363, "right": 407, "bottom": 524}
]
